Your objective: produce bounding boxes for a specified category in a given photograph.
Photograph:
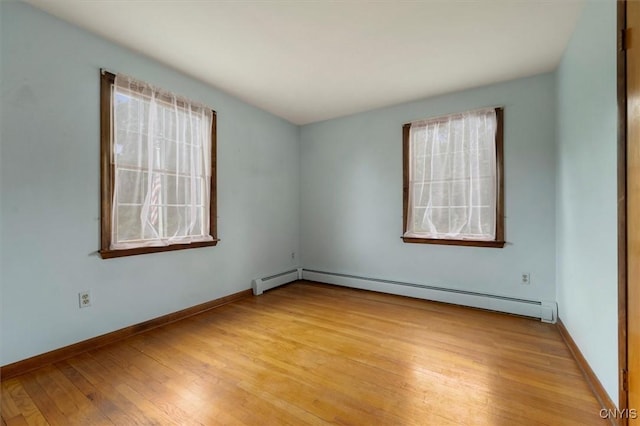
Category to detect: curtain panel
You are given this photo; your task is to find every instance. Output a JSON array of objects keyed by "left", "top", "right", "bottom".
[
  {"left": 110, "top": 74, "right": 213, "bottom": 249},
  {"left": 404, "top": 108, "right": 498, "bottom": 241}
]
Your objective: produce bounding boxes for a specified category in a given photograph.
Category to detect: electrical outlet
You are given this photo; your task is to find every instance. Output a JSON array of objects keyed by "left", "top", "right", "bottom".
[
  {"left": 521, "top": 273, "right": 531, "bottom": 285},
  {"left": 79, "top": 291, "right": 92, "bottom": 308},
  {"left": 291, "top": 252, "right": 295, "bottom": 259}
]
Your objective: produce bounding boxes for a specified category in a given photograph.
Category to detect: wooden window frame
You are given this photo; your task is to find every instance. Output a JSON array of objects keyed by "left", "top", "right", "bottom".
[
  {"left": 99, "top": 71, "right": 218, "bottom": 259},
  {"left": 402, "top": 107, "right": 505, "bottom": 248}
]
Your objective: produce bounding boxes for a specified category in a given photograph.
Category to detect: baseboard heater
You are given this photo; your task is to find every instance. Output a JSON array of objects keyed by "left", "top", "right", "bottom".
[
  {"left": 301, "top": 269, "right": 557, "bottom": 323},
  {"left": 252, "top": 268, "right": 302, "bottom": 295}
]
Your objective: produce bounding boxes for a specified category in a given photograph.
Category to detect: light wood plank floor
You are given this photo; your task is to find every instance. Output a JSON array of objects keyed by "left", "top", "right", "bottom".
[{"left": 1, "top": 281, "right": 607, "bottom": 425}]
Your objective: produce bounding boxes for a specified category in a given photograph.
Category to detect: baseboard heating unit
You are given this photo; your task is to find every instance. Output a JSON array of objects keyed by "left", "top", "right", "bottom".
[
  {"left": 301, "top": 269, "right": 557, "bottom": 323},
  {"left": 252, "top": 268, "right": 302, "bottom": 295}
]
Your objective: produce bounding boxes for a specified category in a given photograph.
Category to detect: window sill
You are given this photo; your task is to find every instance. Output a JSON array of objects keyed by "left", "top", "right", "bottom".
[
  {"left": 401, "top": 237, "right": 505, "bottom": 248},
  {"left": 100, "top": 239, "right": 219, "bottom": 259}
]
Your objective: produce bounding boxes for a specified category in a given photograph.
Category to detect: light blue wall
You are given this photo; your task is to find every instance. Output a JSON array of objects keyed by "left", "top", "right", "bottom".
[
  {"left": 0, "top": 1, "right": 300, "bottom": 365},
  {"left": 556, "top": 0, "right": 618, "bottom": 405},
  {"left": 300, "top": 73, "right": 557, "bottom": 303}
]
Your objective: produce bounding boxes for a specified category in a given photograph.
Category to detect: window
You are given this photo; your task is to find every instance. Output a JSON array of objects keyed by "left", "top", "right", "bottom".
[
  {"left": 100, "top": 71, "right": 218, "bottom": 258},
  {"left": 402, "top": 107, "right": 504, "bottom": 248}
]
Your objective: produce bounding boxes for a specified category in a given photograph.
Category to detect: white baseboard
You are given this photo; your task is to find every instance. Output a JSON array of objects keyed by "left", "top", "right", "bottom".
[
  {"left": 301, "top": 269, "right": 557, "bottom": 323},
  {"left": 252, "top": 268, "right": 302, "bottom": 295}
]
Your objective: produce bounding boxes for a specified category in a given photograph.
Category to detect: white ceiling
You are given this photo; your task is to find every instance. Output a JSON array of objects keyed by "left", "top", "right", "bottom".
[{"left": 25, "top": 0, "right": 584, "bottom": 125}]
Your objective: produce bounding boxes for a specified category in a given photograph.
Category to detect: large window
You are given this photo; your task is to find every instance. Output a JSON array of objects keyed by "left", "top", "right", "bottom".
[
  {"left": 100, "top": 71, "right": 218, "bottom": 258},
  {"left": 402, "top": 107, "right": 504, "bottom": 248}
]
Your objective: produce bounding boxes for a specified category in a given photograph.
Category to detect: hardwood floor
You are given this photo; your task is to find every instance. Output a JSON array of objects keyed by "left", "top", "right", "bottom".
[{"left": 1, "top": 281, "right": 607, "bottom": 425}]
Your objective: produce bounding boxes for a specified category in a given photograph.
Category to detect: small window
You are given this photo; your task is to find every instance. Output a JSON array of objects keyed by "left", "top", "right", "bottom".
[
  {"left": 402, "top": 107, "right": 504, "bottom": 248},
  {"left": 100, "top": 71, "right": 218, "bottom": 258}
]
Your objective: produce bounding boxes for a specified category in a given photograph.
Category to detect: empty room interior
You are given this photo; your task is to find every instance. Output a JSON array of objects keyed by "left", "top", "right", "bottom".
[{"left": 0, "top": 0, "right": 626, "bottom": 425}]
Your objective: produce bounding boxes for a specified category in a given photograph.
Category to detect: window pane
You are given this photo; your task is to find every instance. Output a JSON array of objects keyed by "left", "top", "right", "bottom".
[
  {"left": 412, "top": 207, "right": 426, "bottom": 232},
  {"left": 115, "top": 136, "right": 149, "bottom": 168},
  {"left": 430, "top": 206, "right": 450, "bottom": 234},
  {"left": 478, "top": 206, "right": 495, "bottom": 235},
  {"left": 476, "top": 176, "right": 495, "bottom": 206},
  {"left": 163, "top": 139, "right": 201, "bottom": 175},
  {"left": 116, "top": 205, "right": 143, "bottom": 242},
  {"left": 116, "top": 169, "right": 147, "bottom": 204},
  {"left": 413, "top": 181, "right": 450, "bottom": 208},
  {"left": 450, "top": 180, "right": 468, "bottom": 207},
  {"left": 164, "top": 206, "right": 204, "bottom": 238},
  {"left": 162, "top": 174, "right": 204, "bottom": 206},
  {"left": 449, "top": 207, "right": 468, "bottom": 234},
  {"left": 114, "top": 93, "right": 147, "bottom": 133}
]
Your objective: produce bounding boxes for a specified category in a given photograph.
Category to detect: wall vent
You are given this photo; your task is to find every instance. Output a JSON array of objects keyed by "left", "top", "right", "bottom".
[
  {"left": 302, "top": 269, "right": 557, "bottom": 323},
  {"left": 252, "top": 268, "right": 302, "bottom": 295}
]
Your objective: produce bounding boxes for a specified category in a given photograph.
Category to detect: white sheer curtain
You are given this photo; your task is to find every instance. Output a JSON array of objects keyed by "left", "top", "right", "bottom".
[
  {"left": 405, "top": 108, "right": 497, "bottom": 240},
  {"left": 111, "top": 74, "right": 213, "bottom": 249}
]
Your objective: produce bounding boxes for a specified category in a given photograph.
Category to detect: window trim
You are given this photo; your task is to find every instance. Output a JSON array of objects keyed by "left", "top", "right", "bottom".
[
  {"left": 99, "top": 70, "right": 218, "bottom": 259},
  {"left": 402, "top": 107, "right": 505, "bottom": 248}
]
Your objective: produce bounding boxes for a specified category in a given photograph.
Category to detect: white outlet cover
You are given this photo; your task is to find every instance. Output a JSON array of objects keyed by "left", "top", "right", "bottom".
[{"left": 79, "top": 291, "right": 92, "bottom": 308}]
